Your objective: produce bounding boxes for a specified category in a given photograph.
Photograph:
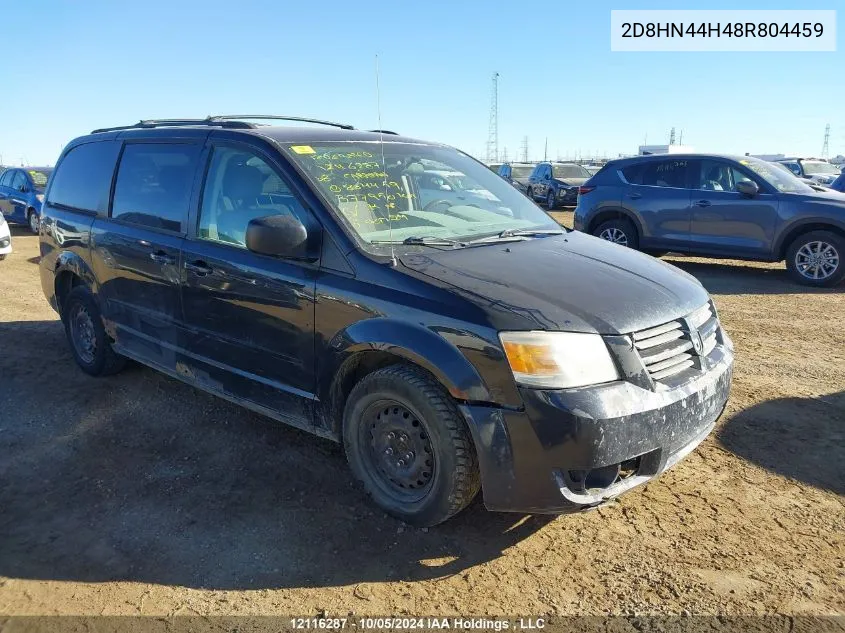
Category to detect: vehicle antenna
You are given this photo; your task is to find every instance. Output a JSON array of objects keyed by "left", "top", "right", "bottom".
[{"left": 375, "top": 54, "right": 397, "bottom": 267}]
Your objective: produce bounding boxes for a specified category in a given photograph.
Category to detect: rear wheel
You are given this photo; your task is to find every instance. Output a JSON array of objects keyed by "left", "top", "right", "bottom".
[
  {"left": 27, "top": 210, "right": 39, "bottom": 234},
  {"left": 785, "top": 230, "right": 845, "bottom": 287},
  {"left": 63, "top": 286, "right": 126, "bottom": 376},
  {"left": 593, "top": 218, "right": 639, "bottom": 250},
  {"left": 343, "top": 364, "right": 480, "bottom": 526}
]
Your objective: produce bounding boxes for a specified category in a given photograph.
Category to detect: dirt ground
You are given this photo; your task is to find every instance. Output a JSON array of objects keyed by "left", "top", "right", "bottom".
[{"left": 0, "top": 216, "right": 843, "bottom": 618}]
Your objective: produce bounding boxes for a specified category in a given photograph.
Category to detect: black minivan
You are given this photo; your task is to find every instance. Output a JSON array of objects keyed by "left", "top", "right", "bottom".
[{"left": 39, "top": 116, "right": 734, "bottom": 526}]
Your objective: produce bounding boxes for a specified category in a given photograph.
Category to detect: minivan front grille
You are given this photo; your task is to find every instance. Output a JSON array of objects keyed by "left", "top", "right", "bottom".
[{"left": 631, "top": 303, "right": 720, "bottom": 382}]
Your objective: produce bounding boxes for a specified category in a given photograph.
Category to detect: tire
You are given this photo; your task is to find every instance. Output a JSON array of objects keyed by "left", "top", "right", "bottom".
[
  {"left": 62, "top": 285, "right": 126, "bottom": 376},
  {"left": 27, "top": 209, "right": 39, "bottom": 235},
  {"left": 525, "top": 187, "right": 533, "bottom": 201},
  {"left": 785, "top": 230, "right": 845, "bottom": 287},
  {"left": 343, "top": 364, "right": 480, "bottom": 526},
  {"left": 546, "top": 189, "right": 556, "bottom": 210},
  {"left": 593, "top": 218, "right": 639, "bottom": 250},
  {"left": 0, "top": 254, "right": 6, "bottom": 261}
]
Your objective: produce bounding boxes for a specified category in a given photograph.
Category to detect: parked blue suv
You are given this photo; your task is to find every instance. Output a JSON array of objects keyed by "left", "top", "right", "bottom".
[
  {"left": 575, "top": 154, "right": 845, "bottom": 287},
  {"left": 0, "top": 167, "right": 52, "bottom": 233}
]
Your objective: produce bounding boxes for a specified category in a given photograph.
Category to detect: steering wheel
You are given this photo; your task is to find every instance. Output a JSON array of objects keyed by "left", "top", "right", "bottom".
[{"left": 424, "top": 199, "right": 453, "bottom": 213}]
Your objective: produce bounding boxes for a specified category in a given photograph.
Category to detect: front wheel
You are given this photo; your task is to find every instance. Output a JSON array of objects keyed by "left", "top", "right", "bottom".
[
  {"left": 343, "top": 364, "right": 480, "bottom": 526},
  {"left": 547, "top": 190, "right": 556, "bottom": 210},
  {"left": 525, "top": 187, "right": 533, "bottom": 201},
  {"left": 785, "top": 230, "right": 845, "bottom": 287},
  {"left": 63, "top": 286, "right": 127, "bottom": 376}
]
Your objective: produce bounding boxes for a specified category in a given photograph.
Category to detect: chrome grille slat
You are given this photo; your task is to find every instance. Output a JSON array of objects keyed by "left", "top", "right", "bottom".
[
  {"left": 633, "top": 327, "right": 684, "bottom": 350},
  {"left": 629, "top": 302, "right": 721, "bottom": 385},
  {"left": 650, "top": 359, "right": 695, "bottom": 380},
  {"left": 689, "top": 304, "right": 712, "bottom": 328},
  {"left": 638, "top": 339, "right": 694, "bottom": 365},
  {"left": 632, "top": 320, "right": 682, "bottom": 341}
]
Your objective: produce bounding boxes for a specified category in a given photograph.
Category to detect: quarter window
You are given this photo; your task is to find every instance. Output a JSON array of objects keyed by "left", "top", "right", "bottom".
[
  {"left": 198, "top": 146, "right": 309, "bottom": 248},
  {"left": 0, "top": 170, "right": 13, "bottom": 188},
  {"left": 112, "top": 143, "right": 200, "bottom": 232},
  {"left": 48, "top": 141, "right": 121, "bottom": 214}
]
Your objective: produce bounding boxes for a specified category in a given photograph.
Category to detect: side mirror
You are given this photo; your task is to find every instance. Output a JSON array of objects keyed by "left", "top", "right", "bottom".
[
  {"left": 19, "top": 184, "right": 28, "bottom": 193},
  {"left": 736, "top": 180, "right": 759, "bottom": 196},
  {"left": 245, "top": 214, "right": 310, "bottom": 259}
]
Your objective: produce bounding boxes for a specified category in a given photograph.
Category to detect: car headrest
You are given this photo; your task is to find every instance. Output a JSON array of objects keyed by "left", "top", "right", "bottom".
[{"left": 223, "top": 164, "right": 264, "bottom": 203}]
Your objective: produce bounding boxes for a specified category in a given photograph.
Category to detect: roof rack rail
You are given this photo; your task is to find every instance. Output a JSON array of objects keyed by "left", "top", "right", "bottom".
[
  {"left": 210, "top": 115, "right": 355, "bottom": 130},
  {"left": 91, "top": 114, "right": 355, "bottom": 135},
  {"left": 91, "top": 118, "right": 256, "bottom": 134},
  {"left": 369, "top": 129, "right": 398, "bottom": 135}
]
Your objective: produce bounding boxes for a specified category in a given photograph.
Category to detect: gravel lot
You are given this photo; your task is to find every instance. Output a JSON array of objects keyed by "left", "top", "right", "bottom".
[{"left": 1, "top": 217, "right": 843, "bottom": 617}]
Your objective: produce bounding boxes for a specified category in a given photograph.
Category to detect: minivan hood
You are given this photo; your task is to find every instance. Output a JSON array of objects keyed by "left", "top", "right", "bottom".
[{"left": 399, "top": 232, "right": 709, "bottom": 335}]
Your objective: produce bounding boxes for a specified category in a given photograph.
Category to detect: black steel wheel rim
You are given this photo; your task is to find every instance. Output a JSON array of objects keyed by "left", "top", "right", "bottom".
[
  {"left": 69, "top": 304, "right": 97, "bottom": 365},
  {"left": 360, "top": 399, "right": 435, "bottom": 503}
]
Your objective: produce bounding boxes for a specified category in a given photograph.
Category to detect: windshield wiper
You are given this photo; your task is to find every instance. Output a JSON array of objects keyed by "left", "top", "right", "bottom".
[
  {"left": 497, "top": 228, "right": 565, "bottom": 238},
  {"left": 371, "top": 236, "right": 467, "bottom": 247},
  {"left": 466, "top": 228, "right": 565, "bottom": 245}
]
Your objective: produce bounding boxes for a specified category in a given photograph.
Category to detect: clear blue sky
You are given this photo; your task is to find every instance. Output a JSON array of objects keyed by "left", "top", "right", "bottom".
[{"left": 1, "top": 0, "right": 841, "bottom": 166}]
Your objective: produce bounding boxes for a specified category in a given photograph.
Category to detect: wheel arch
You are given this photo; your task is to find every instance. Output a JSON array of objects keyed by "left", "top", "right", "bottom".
[
  {"left": 319, "top": 319, "right": 493, "bottom": 435},
  {"left": 587, "top": 208, "right": 644, "bottom": 238},
  {"left": 775, "top": 220, "right": 845, "bottom": 260},
  {"left": 53, "top": 251, "right": 98, "bottom": 316}
]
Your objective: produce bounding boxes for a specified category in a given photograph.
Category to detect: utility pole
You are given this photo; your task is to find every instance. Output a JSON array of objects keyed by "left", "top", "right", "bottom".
[
  {"left": 822, "top": 124, "right": 830, "bottom": 159},
  {"left": 544, "top": 137, "right": 548, "bottom": 161},
  {"left": 486, "top": 72, "right": 499, "bottom": 163},
  {"left": 520, "top": 136, "right": 528, "bottom": 162},
  {"left": 669, "top": 127, "right": 676, "bottom": 145},
  {"left": 502, "top": 147, "right": 509, "bottom": 162}
]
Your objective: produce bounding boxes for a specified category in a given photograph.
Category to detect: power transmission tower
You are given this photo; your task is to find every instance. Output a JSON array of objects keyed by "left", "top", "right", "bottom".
[
  {"left": 668, "top": 127, "right": 676, "bottom": 145},
  {"left": 502, "top": 147, "right": 509, "bottom": 162},
  {"left": 521, "top": 136, "right": 528, "bottom": 162},
  {"left": 486, "top": 72, "right": 499, "bottom": 163},
  {"left": 821, "top": 124, "right": 830, "bottom": 159}
]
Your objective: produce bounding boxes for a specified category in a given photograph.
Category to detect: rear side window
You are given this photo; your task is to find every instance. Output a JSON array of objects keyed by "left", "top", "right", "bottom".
[
  {"left": 634, "top": 159, "right": 689, "bottom": 188},
  {"left": 112, "top": 143, "right": 201, "bottom": 233},
  {"left": 48, "top": 141, "right": 120, "bottom": 214}
]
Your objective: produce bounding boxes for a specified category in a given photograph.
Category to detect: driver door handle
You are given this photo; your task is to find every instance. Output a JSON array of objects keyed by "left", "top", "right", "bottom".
[
  {"left": 185, "top": 260, "right": 213, "bottom": 276},
  {"left": 694, "top": 200, "right": 712, "bottom": 207},
  {"left": 149, "top": 251, "right": 176, "bottom": 265}
]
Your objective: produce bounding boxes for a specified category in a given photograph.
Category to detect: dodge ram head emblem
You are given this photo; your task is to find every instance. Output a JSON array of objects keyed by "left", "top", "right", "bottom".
[{"left": 691, "top": 327, "right": 704, "bottom": 354}]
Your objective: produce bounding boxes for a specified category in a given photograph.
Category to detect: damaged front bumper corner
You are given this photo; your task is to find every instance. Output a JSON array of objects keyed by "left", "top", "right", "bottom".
[{"left": 459, "top": 345, "right": 733, "bottom": 514}]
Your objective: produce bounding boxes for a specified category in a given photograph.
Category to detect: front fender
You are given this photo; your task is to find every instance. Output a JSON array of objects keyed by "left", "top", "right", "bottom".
[{"left": 319, "top": 318, "right": 496, "bottom": 421}]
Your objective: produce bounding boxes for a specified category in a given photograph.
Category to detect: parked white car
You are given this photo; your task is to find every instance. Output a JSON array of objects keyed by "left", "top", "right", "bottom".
[{"left": 0, "top": 214, "right": 12, "bottom": 260}]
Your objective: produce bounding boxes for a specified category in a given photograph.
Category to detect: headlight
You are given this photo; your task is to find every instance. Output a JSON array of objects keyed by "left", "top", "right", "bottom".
[{"left": 499, "top": 331, "right": 621, "bottom": 389}]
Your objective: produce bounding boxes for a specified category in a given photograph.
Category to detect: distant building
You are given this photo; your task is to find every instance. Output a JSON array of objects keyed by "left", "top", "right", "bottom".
[{"left": 638, "top": 144, "right": 695, "bottom": 155}]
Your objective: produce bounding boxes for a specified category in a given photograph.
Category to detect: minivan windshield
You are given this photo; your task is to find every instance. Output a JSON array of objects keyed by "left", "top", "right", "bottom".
[
  {"left": 284, "top": 142, "right": 561, "bottom": 245},
  {"left": 739, "top": 157, "right": 813, "bottom": 194}
]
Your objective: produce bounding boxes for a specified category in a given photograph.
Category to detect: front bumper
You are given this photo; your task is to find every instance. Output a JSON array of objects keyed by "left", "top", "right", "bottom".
[
  {"left": 0, "top": 224, "right": 11, "bottom": 255},
  {"left": 558, "top": 188, "right": 579, "bottom": 205},
  {"left": 459, "top": 345, "right": 733, "bottom": 513}
]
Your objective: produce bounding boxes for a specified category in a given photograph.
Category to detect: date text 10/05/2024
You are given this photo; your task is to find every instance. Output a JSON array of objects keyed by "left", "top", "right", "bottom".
[{"left": 290, "top": 618, "right": 546, "bottom": 630}]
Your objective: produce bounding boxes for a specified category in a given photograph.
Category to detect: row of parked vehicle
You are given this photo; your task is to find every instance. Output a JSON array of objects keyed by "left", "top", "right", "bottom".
[{"left": 490, "top": 155, "right": 845, "bottom": 287}]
